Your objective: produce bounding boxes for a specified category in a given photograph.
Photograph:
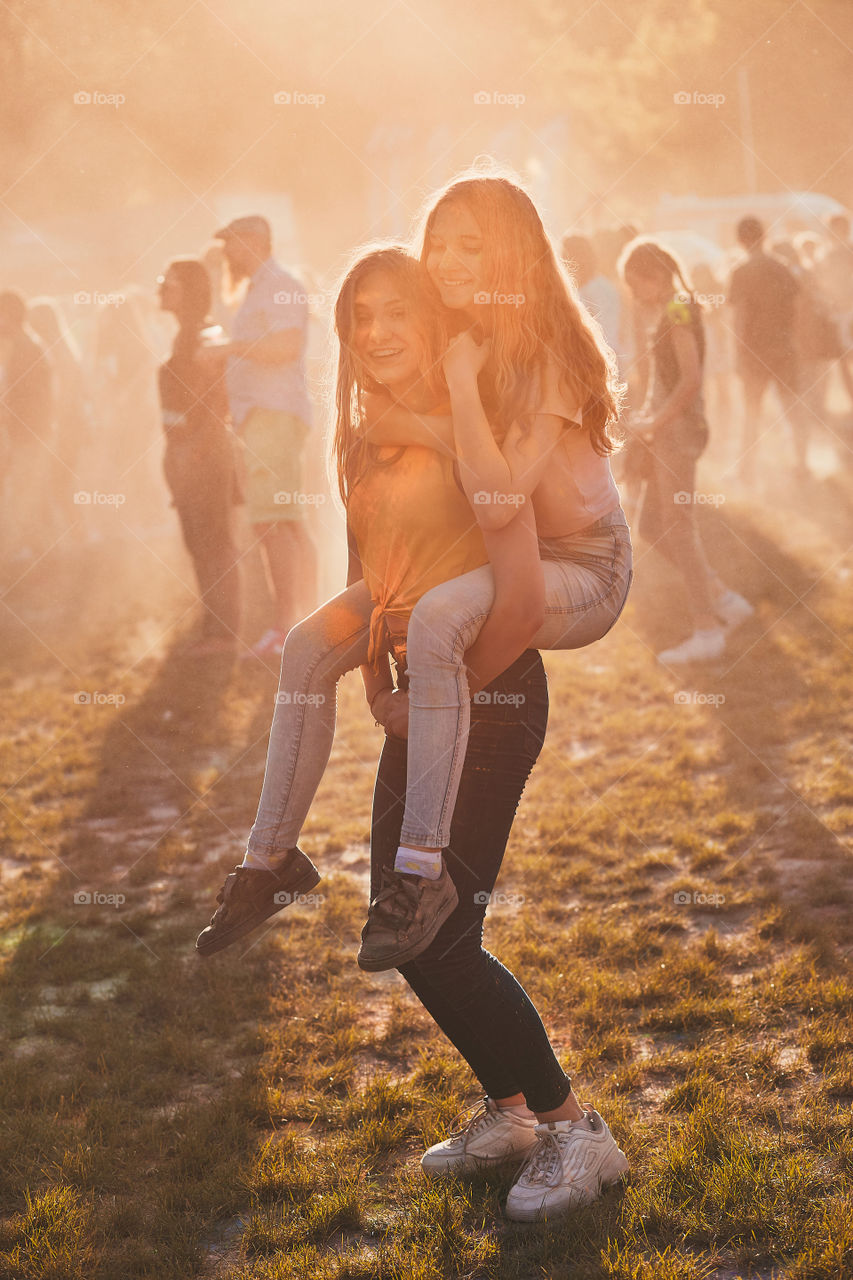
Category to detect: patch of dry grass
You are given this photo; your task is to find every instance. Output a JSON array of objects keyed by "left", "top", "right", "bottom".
[{"left": 1, "top": 474, "right": 852, "bottom": 1279}]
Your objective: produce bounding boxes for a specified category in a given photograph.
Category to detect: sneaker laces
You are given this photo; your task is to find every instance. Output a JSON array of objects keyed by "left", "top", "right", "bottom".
[
  {"left": 368, "top": 870, "right": 420, "bottom": 928},
  {"left": 214, "top": 868, "right": 242, "bottom": 909},
  {"left": 517, "top": 1128, "right": 568, "bottom": 1186},
  {"left": 444, "top": 1098, "right": 497, "bottom": 1150},
  {"left": 518, "top": 1110, "right": 601, "bottom": 1187},
  {"left": 214, "top": 865, "right": 264, "bottom": 913}
]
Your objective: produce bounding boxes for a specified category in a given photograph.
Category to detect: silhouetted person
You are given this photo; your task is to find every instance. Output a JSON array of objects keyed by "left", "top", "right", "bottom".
[
  {"left": 0, "top": 289, "right": 54, "bottom": 560},
  {"left": 815, "top": 213, "right": 853, "bottom": 413},
  {"left": 561, "top": 232, "right": 622, "bottom": 360},
  {"left": 28, "top": 298, "right": 91, "bottom": 540},
  {"left": 728, "top": 216, "right": 807, "bottom": 484},
  {"left": 157, "top": 258, "right": 242, "bottom": 654}
]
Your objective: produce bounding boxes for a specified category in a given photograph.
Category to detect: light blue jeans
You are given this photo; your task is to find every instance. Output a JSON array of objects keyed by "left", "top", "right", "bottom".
[
  {"left": 400, "top": 507, "right": 633, "bottom": 847},
  {"left": 246, "top": 509, "right": 632, "bottom": 860}
]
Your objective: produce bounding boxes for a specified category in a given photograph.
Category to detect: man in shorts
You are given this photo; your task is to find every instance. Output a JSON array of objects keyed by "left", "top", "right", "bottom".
[
  {"left": 728, "top": 216, "right": 806, "bottom": 485},
  {"left": 212, "top": 215, "right": 317, "bottom": 658}
]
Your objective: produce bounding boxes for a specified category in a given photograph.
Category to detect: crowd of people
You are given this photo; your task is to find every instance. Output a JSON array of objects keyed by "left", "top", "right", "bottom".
[{"left": 3, "top": 177, "right": 853, "bottom": 1222}]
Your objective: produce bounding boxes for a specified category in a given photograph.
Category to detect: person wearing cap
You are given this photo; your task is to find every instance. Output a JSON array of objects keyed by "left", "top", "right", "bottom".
[{"left": 210, "top": 215, "right": 317, "bottom": 658}]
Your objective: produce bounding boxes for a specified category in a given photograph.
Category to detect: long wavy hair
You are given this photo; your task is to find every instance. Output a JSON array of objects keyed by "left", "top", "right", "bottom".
[
  {"left": 333, "top": 246, "right": 448, "bottom": 504},
  {"left": 417, "top": 170, "right": 623, "bottom": 455}
]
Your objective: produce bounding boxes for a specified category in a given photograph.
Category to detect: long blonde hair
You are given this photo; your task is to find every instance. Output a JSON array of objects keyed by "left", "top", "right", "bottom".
[
  {"left": 418, "top": 170, "right": 623, "bottom": 454},
  {"left": 333, "top": 246, "right": 448, "bottom": 504}
]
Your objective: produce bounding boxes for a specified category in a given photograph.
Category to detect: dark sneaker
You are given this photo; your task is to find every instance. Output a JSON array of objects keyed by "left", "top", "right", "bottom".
[
  {"left": 195, "top": 848, "right": 321, "bottom": 957},
  {"left": 357, "top": 864, "right": 458, "bottom": 972}
]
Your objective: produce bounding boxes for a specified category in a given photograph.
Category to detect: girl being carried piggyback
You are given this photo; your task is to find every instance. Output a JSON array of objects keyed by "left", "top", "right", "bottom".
[{"left": 357, "top": 172, "right": 633, "bottom": 961}]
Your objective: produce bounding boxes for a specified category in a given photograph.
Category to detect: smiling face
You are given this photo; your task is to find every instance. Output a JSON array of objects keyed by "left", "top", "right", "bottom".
[
  {"left": 351, "top": 270, "right": 427, "bottom": 394},
  {"left": 425, "top": 201, "right": 487, "bottom": 313}
]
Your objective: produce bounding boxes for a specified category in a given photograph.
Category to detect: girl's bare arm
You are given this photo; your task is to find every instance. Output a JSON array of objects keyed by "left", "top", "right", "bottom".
[
  {"left": 442, "top": 333, "right": 570, "bottom": 530},
  {"left": 362, "top": 391, "right": 456, "bottom": 456}
]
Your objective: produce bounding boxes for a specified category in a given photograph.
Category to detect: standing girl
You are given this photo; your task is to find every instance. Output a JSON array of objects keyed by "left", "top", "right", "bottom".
[
  {"left": 199, "top": 246, "right": 630, "bottom": 1221},
  {"left": 157, "top": 258, "right": 242, "bottom": 655},
  {"left": 357, "top": 173, "right": 633, "bottom": 963},
  {"left": 617, "top": 239, "right": 752, "bottom": 664}
]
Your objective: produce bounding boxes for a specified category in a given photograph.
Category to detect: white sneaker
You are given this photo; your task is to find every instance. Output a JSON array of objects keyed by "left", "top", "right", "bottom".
[
  {"left": 505, "top": 1106, "right": 629, "bottom": 1222},
  {"left": 421, "top": 1097, "right": 539, "bottom": 1175},
  {"left": 714, "top": 589, "right": 754, "bottom": 630},
  {"left": 241, "top": 629, "right": 287, "bottom": 660},
  {"left": 657, "top": 626, "right": 725, "bottom": 665}
]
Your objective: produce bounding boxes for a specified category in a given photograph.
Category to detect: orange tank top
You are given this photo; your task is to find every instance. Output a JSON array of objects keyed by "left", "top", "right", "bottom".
[{"left": 346, "top": 443, "right": 487, "bottom": 670}]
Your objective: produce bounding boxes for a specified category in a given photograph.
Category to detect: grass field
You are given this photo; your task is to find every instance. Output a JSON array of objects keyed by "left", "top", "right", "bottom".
[{"left": 1, "top": 459, "right": 852, "bottom": 1280}]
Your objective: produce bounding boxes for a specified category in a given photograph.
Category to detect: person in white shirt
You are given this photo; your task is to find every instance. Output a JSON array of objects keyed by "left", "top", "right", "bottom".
[{"left": 205, "top": 215, "right": 318, "bottom": 659}]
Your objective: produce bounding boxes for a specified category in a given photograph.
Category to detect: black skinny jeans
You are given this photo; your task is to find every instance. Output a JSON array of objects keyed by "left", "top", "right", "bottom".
[{"left": 370, "top": 648, "right": 572, "bottom": 1114}]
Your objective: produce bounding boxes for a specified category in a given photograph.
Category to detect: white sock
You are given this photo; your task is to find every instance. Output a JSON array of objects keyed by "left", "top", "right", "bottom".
[
  {"left": 496, "top": 1101, "right": 536, "bottom": 1120},
  {"left": 394, "top": 845, "right": 443, "bottom": 880},
  {"left": 241, "top": 849, "right": 291, "bottom": 873}
]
